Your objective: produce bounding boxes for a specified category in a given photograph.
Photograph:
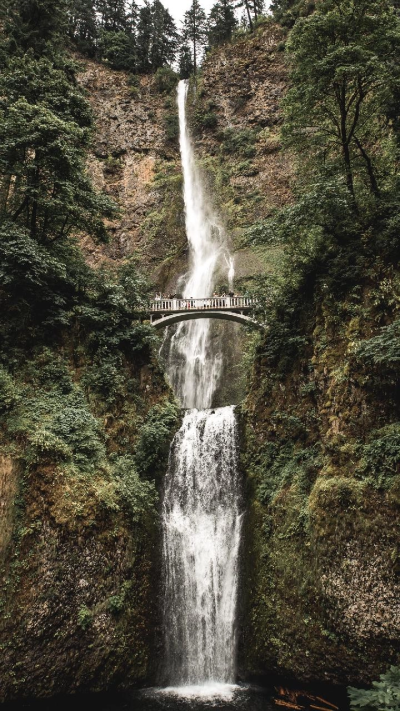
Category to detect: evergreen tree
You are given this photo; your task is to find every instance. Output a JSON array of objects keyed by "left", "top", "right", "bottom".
[
  {"left": 270, "top": 0, "right": 315, "bottom": 27},
  {"left": 150, "top": 0, "right": 179, "bottom": 70},
  {"left": 208, "top": 0, "right": 237, "bottom": 46},
  {"left": 0, "top": 0, "right": 113, "bottom": 245},
  {"left": 95, "top": 0, "right": 127, "bottom": 32},
  {"left": 136, "top": 1, "right": 152, "bottom": 72},
  {"left": 179, "top": 43, "right": 194, "bottom": 79},
  {"left": 68, "top": 0, "right": 97, "bottom": 55},
  {"left": 2, "top": 0, "right": 68, "bottom": 54},
  {"left": 182, "top": 0, "right": 207, "bottom": 74},
  {"left": 231, "top": 0, "right": 264, "bottom": 31}
]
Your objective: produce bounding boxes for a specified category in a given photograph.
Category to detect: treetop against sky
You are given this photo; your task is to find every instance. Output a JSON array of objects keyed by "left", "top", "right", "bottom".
[{"left": 162, "top": 0, "right": 271, "bottom": 25}]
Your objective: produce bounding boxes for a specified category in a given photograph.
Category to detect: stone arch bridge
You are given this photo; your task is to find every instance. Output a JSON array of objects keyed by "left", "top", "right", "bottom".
[{"left": 149, "top": 297, "right": 264, "bottom": 330}]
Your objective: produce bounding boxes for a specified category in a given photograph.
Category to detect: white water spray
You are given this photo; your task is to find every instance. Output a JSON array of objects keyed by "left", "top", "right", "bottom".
[
  {"left": 165, "top": 81, "right": 228, "bottom": 409},
  {"left": 162, "top": 407, "right": 242, "bottom": 687}
]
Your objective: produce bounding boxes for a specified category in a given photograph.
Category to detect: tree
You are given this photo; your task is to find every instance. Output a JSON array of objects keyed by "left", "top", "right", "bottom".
[
  {"left": 150, "top": 0, "right": 179, "bottom": 70},
  {"left": 179, "top": 43, "right": 194, "bottom": 79},
  {"left": 182, "top": 0, "right": 207, "bottom": 75},
  {"left": 136, "top": 1, "right": 153, "bottom": 72},
  {"left": 95, "top": 0, "right": 127, "bottom": 32},
  {"left": 208, "top": 0, "right": 237, "bottom": 46},
  {"left": 1, "top": 0, "right": 69, "bottom": 54},
  {"left": 270, "top": 0, "right": 315, "bottom": 27},
  {"left": 0, "top": 54, "right": 113, "bottom": 242},
  {"left": 283, "top": 0, "right": 400, "bottom": 203},
  {"left": 68, "top": 0, "right": 97, "bottom": 55},
  {"left": 232, "top": 0, "right": 264, "bottom": 31}
]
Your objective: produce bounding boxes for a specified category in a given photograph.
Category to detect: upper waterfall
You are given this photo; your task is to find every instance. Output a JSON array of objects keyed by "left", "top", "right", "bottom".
[{"left": 164, "top": 80, "right": 232, "bottom": 410}]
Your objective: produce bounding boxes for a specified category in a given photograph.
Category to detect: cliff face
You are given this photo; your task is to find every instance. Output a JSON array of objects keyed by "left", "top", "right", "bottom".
[
  {"left": 187, "top": 23, "right": 292, "bottom": 287},
  {"left": 2, "top": 19, "right": 398, "bottom": 701},
  {"left": 77, "top": 60, "right": 188, "bottom": 289},
  {"left": 240, "top": 270, "right": 400, "bottom": 685},
  {"left": 0, "top": 339, "right": 179, "bottom": 701},
  {"left": 76, "top": 24, "right": 293, "bottom": 293}
]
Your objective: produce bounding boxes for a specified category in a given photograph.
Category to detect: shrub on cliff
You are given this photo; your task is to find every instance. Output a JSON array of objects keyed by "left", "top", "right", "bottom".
[{"left": 348, "top": 666, "right": 400, "bottom": 711}]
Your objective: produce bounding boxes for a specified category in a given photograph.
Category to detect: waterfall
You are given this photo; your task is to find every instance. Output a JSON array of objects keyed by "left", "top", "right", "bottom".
[
  {"left": 165, "top": 80, "right": 228, "bottom": 410},
  {"left": 160, "top": 80, "right": 242, "bottom": 695},
  {"left": 162, "top": 407, "right": 242, "bottom": 687}
]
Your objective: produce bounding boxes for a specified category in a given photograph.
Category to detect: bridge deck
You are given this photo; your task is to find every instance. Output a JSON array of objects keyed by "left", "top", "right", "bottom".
[{"left": 150, "top": 296, "right": 254, "bottom": 314}]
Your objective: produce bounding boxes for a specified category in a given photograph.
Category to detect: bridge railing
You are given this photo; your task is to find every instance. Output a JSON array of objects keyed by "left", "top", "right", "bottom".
[{"left": 150, "top": 296, "right": 255, "bottom": 312}]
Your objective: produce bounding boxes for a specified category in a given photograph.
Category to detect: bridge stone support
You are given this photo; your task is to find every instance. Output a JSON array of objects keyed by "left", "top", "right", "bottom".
[{"left": 150, "top": 310, "right": 265, "bottom": 331}]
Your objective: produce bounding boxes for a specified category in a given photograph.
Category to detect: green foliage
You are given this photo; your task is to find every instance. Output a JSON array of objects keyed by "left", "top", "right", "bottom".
[
  {"left": 134, "top": 401, "right": 180, "bottom": 480},
  {"left": 97, "top": 29, "right": 136, "bottom": 70},
  {"left": 164, "top": 112, "right": 179, "bottom": 142},
  {"left": 0, "top": 366, "right": 19, "bottom": 413},
  {"left": 348, "top": 666, "right": 400, "bottom": 711},
  {"left": 107, "top": 594, "right": 124, "bottom": 615},
  {"left": 194, "top": 109, "right": 218, "bottom": 131},
  {"left": 113, "top": 455, "right": 158, "bottom": 521},
  {"left": 154, "top": 66, "right": 179, "bottom": 94},
  {"left": 221, "top": 127, "right": 258, "bottom": 157},
  {"left": 283, "top": 0, "right": 400, "bottom": 202},
  {"left": 208, "top": 0, "right": 237, "bottom": 47},
  {"left": 2, "top": 0, "right": 69, "bottom": 55},
  {"left": 356, "top": 320, "right": 400, "bottom": 367},
  {"left": 357, "top": 424, "right": 400, "bottom": 488},
  {"left": 0, "top": 53, "right": 114, "bottom": 244},
  {"left": 271, "top": 0, "right": 315, "bottom": 28},
  {"left": 256, "top": 443, "right": 321, "bottom": 508},
  {"left": 182, "top": 0, "right": 208, "bottom": 73},
  {"left": 77, "top": 605, "right": 92, "bottom": 630},
  {"left": 178, "top": 43, "right": 194, "bottom": 79}
]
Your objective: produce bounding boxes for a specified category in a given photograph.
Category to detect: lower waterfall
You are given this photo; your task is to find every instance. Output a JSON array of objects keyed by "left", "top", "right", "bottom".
[{"left": 162, "top": 407, "right": 242, "bottom": 688}]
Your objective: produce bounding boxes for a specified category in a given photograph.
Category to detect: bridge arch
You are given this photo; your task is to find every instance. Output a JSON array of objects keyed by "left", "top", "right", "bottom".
[{"left": 150, "top": 310, "right": 265, "bottom": 330}]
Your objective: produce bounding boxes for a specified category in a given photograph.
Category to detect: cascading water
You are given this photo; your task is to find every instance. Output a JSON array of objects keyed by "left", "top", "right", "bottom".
[
  {"left": 161, "top": 80, "right": 242, "bottom": 695},
  {"left": 162, "top": 407, "right": 242, "bottom": 687},
  {"left": 165, "top": 80, "right": 232, "bottom": 410}
]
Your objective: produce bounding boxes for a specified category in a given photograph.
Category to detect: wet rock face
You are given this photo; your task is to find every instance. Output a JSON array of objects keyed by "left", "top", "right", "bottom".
[
  {"left": 241, "top": 279, "right": 400, "bottom": 686},
  {"left": 0, "top": 506, "right": 154, "bottom": 700},
  {"left": 0, "top": 457, "right": 17, "bottom": 558},
  {"left": 76, "top": 26, "right": 293, "bottom": 292},
  {"left": 78, "top": 61, "right": 186, "bottom": 280},
  {"left": 199, "top": 26, "right": 287, "bottom": 132}
]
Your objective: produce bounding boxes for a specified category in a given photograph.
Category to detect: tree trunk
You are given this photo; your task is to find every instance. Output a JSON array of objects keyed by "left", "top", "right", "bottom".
[
  {"left": 354, "top": 136, "right": 380, "bottom": 197},
  {"left": 244, "top": 0, "right": 253, "bottom": 30}
]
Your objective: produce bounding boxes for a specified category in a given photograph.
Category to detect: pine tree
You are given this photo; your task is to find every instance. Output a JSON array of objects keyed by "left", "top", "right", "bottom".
[
  {"left": 208, "top": 0, "right": 237, "bottom": 47},
  {"left": 232, "top": 0, "right": 264, "bottom": 30},
  {"left": 182, "top": 0, "right": 207, "bottom": 74},
  {"left": 95, "top": 0, "right": 127, "bottom": 32},
  {"left": 150, "top": 0, "right": 179, "bottom": 70},
  {"left": 2, "top": 0, "right": 69, "bottom": 54},
  {"left": 136, "top": 1, "right": 153, "bottom": 72},
  {"left": 179, "top": 43, "right": 194, "bottom": 79},
  {"left": 68, "top": 0, "right": 97, "bottom": 55}
]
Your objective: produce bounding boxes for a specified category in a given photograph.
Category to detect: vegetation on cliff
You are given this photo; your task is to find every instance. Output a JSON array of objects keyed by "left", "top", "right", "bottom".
[
  {"left": 0, "top": 0, "right": 179, "bottom": 701},
  {"left": 241, "top": 0, "right": 400, "bottom": 686}
]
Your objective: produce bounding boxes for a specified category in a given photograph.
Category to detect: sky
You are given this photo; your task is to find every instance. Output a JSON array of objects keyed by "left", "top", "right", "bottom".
[
  {"left": 161, "top": 0, "right": 217, "bottom": 25},
  {"left": 161, "top": 0, "right": 271, "bottom": 26}
]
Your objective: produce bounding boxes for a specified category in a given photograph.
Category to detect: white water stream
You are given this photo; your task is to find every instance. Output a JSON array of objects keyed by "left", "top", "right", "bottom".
[
  {"left": 161, "top": 81, "right": 242, "bottom": 695},
  {"left": 165, "top": 80, "right": 232, "bottom": 410},
  {"left": 162, "top": 407, "right": 242, "bottom": 687}
]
